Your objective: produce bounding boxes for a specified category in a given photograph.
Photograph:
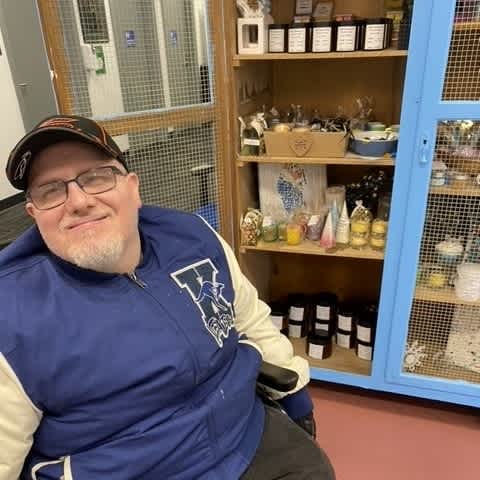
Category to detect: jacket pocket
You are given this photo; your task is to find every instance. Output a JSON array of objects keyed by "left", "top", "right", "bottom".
[{"left": 31, "top": 455, "right": 73, "bottom": 480}]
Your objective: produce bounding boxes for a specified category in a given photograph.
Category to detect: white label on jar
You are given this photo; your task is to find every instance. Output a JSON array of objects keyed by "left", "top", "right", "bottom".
[
  {"left": 336, "top": 26, "right": 356, "bottom": 51},
  {"left": 315, "top": 322, "right": 329, "bottom": 332},
  {"left": 289, "top": 324, "right": 302, "bottom": 338},
  {"left": 364, "top": 24, "right": 385, "bottom": 50},
  {"left": 290, "top": 306, "right": 304, "bottom": 321},
  {"left": 312, "top": 27, "right": 332, "bottom": 52},
  {"left": 288, "top": 28, "right": 307, "bottom": 53},
  {"left": 430, "top": 177, "right": 446, "bottom": 186},
  {"left": 338, "top": 314, "right": 353, "bottom": 331},
  {"left": 357, "top": 343, "right": 372, "bottom": 361},
  {"left": 243, "top": 138, "right": 260, "bottom": 146},
  {"left": 296, "top": 0, "right": 313, "bottom": 15},
  {"left": 269, "top": 29, "right": 285, "bottom": 52},
  {"left": 336, "top": 332, "right": 351, "bottom": 348},
  {"left": 357, "top": 325, "right": 372, "bottom": 343},
  {"left": 308, "top": 343, "right": 324, "bottom": 359},
  {"left": 270, "top": 314, "right": 283, "bottom": 330},
  {"left": 316, "top": 305, "right": 330, "bottom": 320}
]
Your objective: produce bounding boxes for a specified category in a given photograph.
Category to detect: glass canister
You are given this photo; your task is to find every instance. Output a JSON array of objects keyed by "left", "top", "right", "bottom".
[
  {"left": 350, "top": 201, "right": 373, "bottom": 249},
  {"left": 269, "top": 24, "right": 288, "bottom": 53},
  {"left": 277, "top": 219, "right": 288, "bottom": 241},
  {"left": 370, "top": 219, "right": 388, "bottom": 250},
  {"left": 288, "top": 23, "right": 311, "bottom": 53},
  {"left": 286, "top": 222, "right": 303, "bottom": 245},
  {"left": 311, "top": 21, "right": 335, "bottom": 52},
  {"left": 426, "top": 264, "right": 448, "bottom": 289},
  {"left": 262, "top": 216, "right": 278, "bottom": 242}
]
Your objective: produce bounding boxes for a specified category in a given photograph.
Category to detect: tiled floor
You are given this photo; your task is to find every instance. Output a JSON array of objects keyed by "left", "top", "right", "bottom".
[{"left": 310, "top": 382, "right": 479, "bottom": 480}]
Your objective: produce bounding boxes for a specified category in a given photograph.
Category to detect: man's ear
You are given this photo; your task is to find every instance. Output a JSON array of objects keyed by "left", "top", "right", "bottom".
[
  {"left": 25, "top": 202, "right": 37, "bottom": 220},
  {"left": 128, "top": 172, "right": 142, "bottom": 208}
]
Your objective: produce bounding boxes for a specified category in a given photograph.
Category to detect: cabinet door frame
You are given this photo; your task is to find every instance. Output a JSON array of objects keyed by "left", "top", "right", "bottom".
[{"left": 382, "top": 0, "right": 480, "bottom": 404}]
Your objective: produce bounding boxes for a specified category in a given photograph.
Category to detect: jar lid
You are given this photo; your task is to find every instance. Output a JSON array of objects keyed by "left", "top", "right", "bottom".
[
  {"left": 338, "top": 304, "right": 355, "bottom": 316},
  {"left": 356, "top": 338, "right": 373, "bottom": 347},
  {"left": 269, "top": 301, "right": 287, "bottom": 316},
  {"left": 308, "top": 332, "right": 331, "bottom": 345},
  {"left": 315, "top": 292, "right": 338, "bottom": 305},
  {"left": 269, "top": 23, "right": 289, "bottom": 29},
  {"left": 336, "top": 20, "right": 358, "bottom": 26},
  {"left": 290, "top": 22, "right": 310, "bottom": 28},
  {"left": 312, "top": 21, "right": 334, "bottom": 27},
  {"left": 364, "top": 18, "right": 387, "bottom": 24},
  {"left": 288, "top": 319, "right": 303, "bottom": 326},
  {"left": 337, "top": 328, "right": 352, "bottom": 336},
  {"left": 289, "top": 293, "right": 307, "bottom": 307}
]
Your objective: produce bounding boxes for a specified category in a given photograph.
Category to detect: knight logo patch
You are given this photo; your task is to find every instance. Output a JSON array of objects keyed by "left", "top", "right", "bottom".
[{"left": 171, "top": 259, "right": 234, "bottom": 347}]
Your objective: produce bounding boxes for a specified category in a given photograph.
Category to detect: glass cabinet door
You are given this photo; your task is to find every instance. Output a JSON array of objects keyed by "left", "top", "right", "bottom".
[{"left": 386, "top": 0, "right": 480, "bottom": 404}]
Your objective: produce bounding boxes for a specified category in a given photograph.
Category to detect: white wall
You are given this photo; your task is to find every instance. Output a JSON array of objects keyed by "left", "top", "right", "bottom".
[{"left": 0, "top": 24, "right": 25, "bottom": 200}]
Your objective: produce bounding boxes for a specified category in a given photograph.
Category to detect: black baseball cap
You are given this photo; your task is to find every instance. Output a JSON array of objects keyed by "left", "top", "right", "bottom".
[{"left": 6, "top": 114, "right": 128, "bottom": 191}]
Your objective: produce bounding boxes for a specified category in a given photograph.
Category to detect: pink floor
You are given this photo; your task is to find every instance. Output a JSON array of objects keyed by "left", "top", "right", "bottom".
[{"left": 309, "top": 382, "right": 479, "bottom": 480}]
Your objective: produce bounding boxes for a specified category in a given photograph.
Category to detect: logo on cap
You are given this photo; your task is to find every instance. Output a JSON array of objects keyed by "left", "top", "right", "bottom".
[{"left": 14, "top": 151, "right": 31, "bottom": 180}]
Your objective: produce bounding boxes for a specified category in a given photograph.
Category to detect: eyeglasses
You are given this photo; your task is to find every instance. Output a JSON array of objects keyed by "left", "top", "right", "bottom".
[{"left": 27, "top": 166, "right": 127, "bottom": 210}]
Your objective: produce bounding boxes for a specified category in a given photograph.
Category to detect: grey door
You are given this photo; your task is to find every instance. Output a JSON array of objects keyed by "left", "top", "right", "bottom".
[{"left": 0, "top": 0, "right": 57, "bottom": 129}]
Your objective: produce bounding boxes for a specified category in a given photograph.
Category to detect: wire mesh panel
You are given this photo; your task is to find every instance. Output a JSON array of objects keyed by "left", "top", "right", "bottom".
[
  {"left": 443, "top": 0, "right": 480, "bottom": 100},
  {"left": 403, "top": 120, "right": 480, "bottom": 383},
  {"left": 41, "top": 0, "right": 223, "bottom": 231}
]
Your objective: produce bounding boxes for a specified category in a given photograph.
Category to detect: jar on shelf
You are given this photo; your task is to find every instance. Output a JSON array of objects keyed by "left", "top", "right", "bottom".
[
  {"left": 451, "top": 172, "right": 471, "bottom": 189},
  {"left": 311, "top": 21, "right": 335, "bottom": 52},
  {"left": 356, "top": 339, "right": 374, "bottom": 360},
  {"left": 336, "top": 329, "right": 355, "bottom": 349},
  {"left": 269, "top": 301, "right": 287, "bottom": 330},
  {"left": 313, "top": 292, "right": 337, "bottom": 336},
  {"left": 286, "top": 222, "right": 303, "bottom": 245},
  {"left": 288, "top": 23, "right": 311, "bottom": 53},
  {"left": 335, "top": 19, "right": 362, "bottom": 52},
  {"left": 362, "top": 18, "right": 388, "bottom": 50},
  {"left": 262, "top": 216, "right": 278, "bottom": 242},
  {"left": 277, "top": 219, "right": 288, "bottom": 241},
  {"left": 288, "top": 294, "right": 308, "bottom": 338},
  {"left": 306, "top": 331, "right": 332, "bottom": 360},
  {"left": 269, "top": 24, "right": 288, "bottom": 53},
  {"left": 431, "top": 161, "right": 447, "bottom": 187},
  {"left": 370, "top": 219, "right": 388, "bottom": 251},
  {"left": 306, "top": 214, "right": 324, "bottom": 241},
  {"left": 426, "top": 264, "right": 447, "bottom": 289},
  {"left": 337, "top": 304, "right": 355, "bottom": 332},
  {"left": 356, "top": 310, "right": 376, "bottom": 344},
  {"left": 350, "top": 201, "right": 373, "bottom": 249}
]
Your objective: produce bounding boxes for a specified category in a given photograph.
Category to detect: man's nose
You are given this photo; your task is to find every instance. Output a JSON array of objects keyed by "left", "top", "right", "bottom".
[{"left": 64, "top": 181, "right": 95, "bottom": 212}]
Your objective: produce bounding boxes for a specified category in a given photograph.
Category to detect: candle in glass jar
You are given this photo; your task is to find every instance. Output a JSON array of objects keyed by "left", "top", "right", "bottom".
[{"left": 287, "top": 223, "right": 303, "bottom": 245}]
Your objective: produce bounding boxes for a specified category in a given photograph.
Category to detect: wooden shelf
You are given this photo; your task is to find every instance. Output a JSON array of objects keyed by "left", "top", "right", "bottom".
[
  {"left": 233, "top": 49, "right": 408, "bottom": 66},
  {"left": 237, "top": 153, "right": 395, "bottom": 167},
  {"left": 291, "top": 338, "right": 371, "bottom": 376},
  {"left": 415, "top": 286, "right": 480, "bottom": 306},
  {"left": 430, "top": 185, "right": 480, "bottom": 197},
  {"left": 241, "top": 240, "right": 384, "bottom": 260},
  {"left": 454, "top": 21, "right": 480, "bottom": 31}
]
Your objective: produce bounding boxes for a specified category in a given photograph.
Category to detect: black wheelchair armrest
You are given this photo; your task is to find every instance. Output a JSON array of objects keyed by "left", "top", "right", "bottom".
[{"left": 257, "top": 361, "right": 299, "bottom": 392}]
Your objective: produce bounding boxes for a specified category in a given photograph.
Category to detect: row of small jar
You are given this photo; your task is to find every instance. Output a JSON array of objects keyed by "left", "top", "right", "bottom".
[
  {"left": 260, "top": 210, "right": 388, "bottom": 251},
  {"left": 431, "top": 161, "right": 480, "bottom": 189},
  {"left": 268, "top": 294, "right": 377, "bottom": 361},
  {"left": 269, "top": 18, "right": 394, "bottom": 54}
]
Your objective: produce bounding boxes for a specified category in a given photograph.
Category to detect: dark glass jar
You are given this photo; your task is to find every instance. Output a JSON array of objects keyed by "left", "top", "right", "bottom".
[
  {"left": 311, "top": 21, "right": 335, "bottom": 53},
  {"left": 288, "top": 23, "right": 311, "bottom": 53},
  {"left": 313, "top": 292, "right": 337, "bottom": 336},
  {"left": 356, "top": 339, "right": 374, "bottom": 360},
  {"left": 335, "top": 20, "right": 363, "bottom": 52},
  {"left": 362, "top": 18, "right": 387, "bottom": 50},
  {"left": 336, "top": 328, "right": 355, "bottom": 349},
  {"left": 307, "top": 331, "right": 332, "bottom": 359},
  {"left": 288, "top": 294, "right": 308, "bottom": 337},
  {"left": 337, "top": 304, "right": 355, "bottom": 332},
  {"left": 269, "top": 301, "right": 287, "bottom": 330},
  {"left": 269, "top": 24, "right": 288, "bottom": 53},
  {"left": 356, "top": 306, "right": 377, "bottom": 344}
]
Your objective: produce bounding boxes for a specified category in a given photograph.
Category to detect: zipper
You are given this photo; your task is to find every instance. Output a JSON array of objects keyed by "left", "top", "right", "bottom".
[
  {"left": 124, "top": 272, "right": 201, "bottom": 384},
  {"left": 127, "top": 272, "right": 147, "bottom": 288}
]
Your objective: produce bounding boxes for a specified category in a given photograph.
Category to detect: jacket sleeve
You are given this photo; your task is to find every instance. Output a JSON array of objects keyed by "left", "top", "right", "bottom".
[
  {"left": 0, "top": 353, "right": 42, "bottom": 480},
  {"left": 214, "top": 233, "right": 310, "bottom": 399}
]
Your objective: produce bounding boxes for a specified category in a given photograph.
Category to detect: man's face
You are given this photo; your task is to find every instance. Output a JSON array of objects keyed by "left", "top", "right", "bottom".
[{"left": 25, "top": 141, "right": 142, "bottom": 273}]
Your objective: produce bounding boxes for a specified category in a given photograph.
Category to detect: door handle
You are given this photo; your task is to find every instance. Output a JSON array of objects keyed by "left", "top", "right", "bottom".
[
  {"left": 17, "top": 83, "right": 28, "bottom": 87},
  {"left": 419, "top": 133, "right": 431, "bottom": 165}
]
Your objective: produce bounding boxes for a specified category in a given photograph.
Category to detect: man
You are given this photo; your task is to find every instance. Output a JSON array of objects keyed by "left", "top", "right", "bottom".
[{"left": 0, "top": 115, "right": 334, "bottom": 479}]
